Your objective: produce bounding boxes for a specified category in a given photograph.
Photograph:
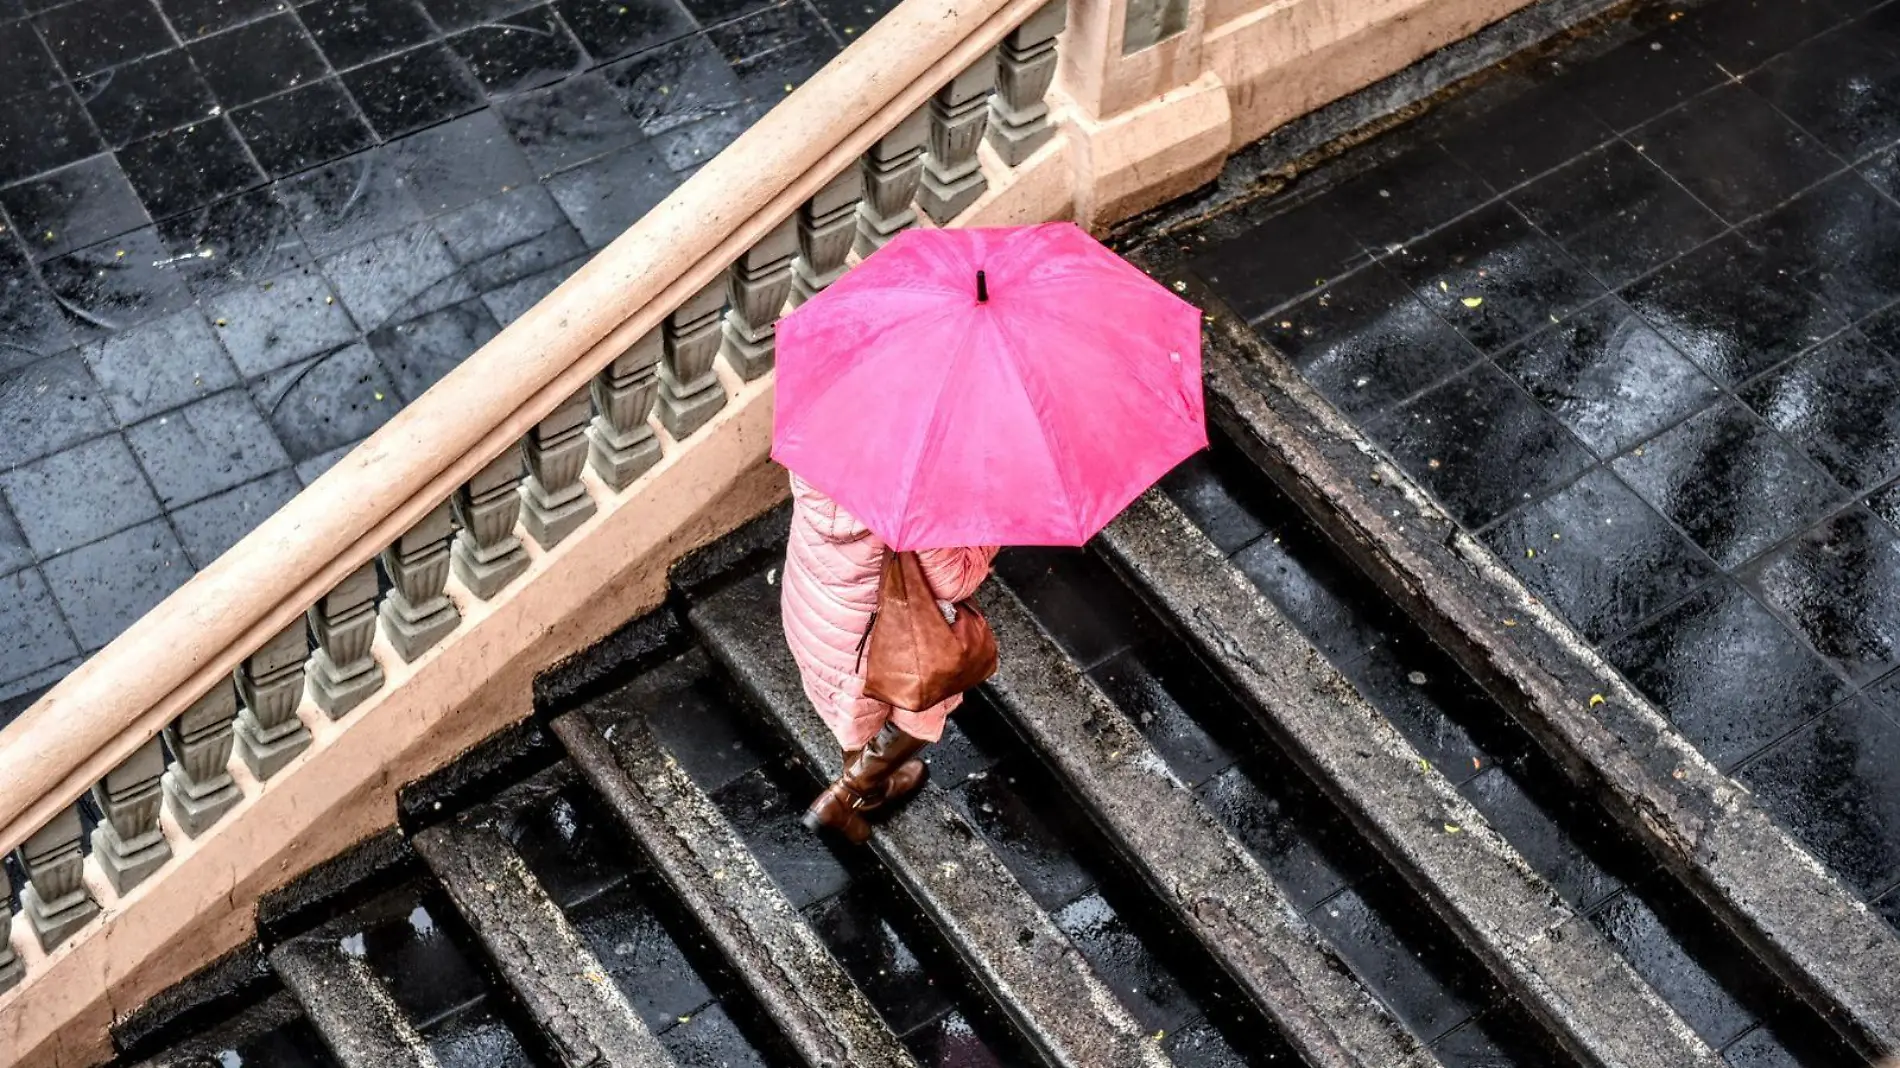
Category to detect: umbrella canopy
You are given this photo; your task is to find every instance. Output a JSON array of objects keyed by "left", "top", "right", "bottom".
[{"left": 771, "top": 222, "right": 1205, "bottom": 551}]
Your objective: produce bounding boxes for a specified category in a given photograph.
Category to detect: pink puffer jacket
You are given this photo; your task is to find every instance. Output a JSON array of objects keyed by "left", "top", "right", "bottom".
[{"left": 780, "top": 474, "right": 999, "bottom": 749}]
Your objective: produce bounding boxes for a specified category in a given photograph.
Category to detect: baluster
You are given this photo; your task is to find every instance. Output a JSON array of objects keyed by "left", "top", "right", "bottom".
[
  {"left": 522, "top": 389, "right": 599, "bottom": 549},
  {"left": 0, "top": 899, "right": 21, "bottom": 993},
  {"left": 308, "top": 563, "right": 384, "bottom": 718},
  {"left": 379, "top": 502, "right": 459, "bottom": 662},
  {"left": 234, "top": 620, "right": 313, "bottom": 780},
  {"left": 14, "top": 804, "right": 98, "bottom": 951},
  {"left": 857, "top": 108, "right": 930, "bottom": 256},
  {"left": 657, "top": 281, "right": 729, "bottom": 440},
  {"left": 453, "top": 448, "right": 530, "bottom": 599},
  {"left": 588, "top": 330, "right": 663, "bottom": 491},
  {"left": 918, "top": 52, "right": 999, "bottom": 224},
  {"left": 163, "top": 678, "right": 243, "bottom": 836},
  {"left": 989, "top": 1, "right": 1067, "bottom": 166},
  {"left": 89, "top": 738, "right": 171, "bottom": 896},
  {"left": 722, "top": 218, "right": 799, "bottom": 379},
  {"left": 790, "top": 170, "right": 866, "bottom": 309}
]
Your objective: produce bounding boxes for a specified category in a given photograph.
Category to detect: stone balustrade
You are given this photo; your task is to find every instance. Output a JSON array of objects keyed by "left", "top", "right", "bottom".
[{"left": 0, "top": 0, "right": 1068, "bottom": 1006}]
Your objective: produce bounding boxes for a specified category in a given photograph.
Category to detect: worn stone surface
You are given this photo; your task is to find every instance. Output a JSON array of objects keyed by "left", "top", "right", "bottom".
[
  {"left": 1168, "top": 310, "right": 1900, "bottom": 1060},
  {"left": 413, "top": 820, "right": 674, "bottom": 1067},
  {"left": 112, "top": 943, "right": 276, "bottom": 1062},
  {"left": 256, "top": 829, "right": 416, "bottom": 941},
  {"left": 552, "top": 708, "right": 918, "bottom": 1068},
  {"left": 979, "top": 582, "right": 1436, "bottom": 1068},
  {"left": 124, "top": 990, "right": 330, "bottom": 1068},
  {"left": 271, "top": 933, "right": 442, "bottom": 1068},
  {"left": 1098, "top": 491, "right": 1721, "bottom": 1068},
  {"left": 689, "top": 569, "right": 1175, "bottom": 1068}
]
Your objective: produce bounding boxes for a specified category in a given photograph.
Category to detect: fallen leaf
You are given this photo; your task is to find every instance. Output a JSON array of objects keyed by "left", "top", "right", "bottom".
[
  {"left": 1461, "top": 296, "right": 1483, "bottom": 308},
  {"left": 1444, "top": 823, "right": 1462, "bottom": 834},
  {"left": 1526, "top": 548, "right": 1536, "bottom": 558},
  {"left": 1503, "top": 619, "right": 1517, "bottom": 627},
  {"left": 1589, "top": 694, "right": 1606, "bottom": 707},
  {"left": 373, "top": 391, "right": 385, "bottom": 401}
]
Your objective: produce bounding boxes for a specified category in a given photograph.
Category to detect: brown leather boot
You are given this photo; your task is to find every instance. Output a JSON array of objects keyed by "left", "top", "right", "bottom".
[{"left": 803, "top": 727, "right": 930, "bottom": 843}]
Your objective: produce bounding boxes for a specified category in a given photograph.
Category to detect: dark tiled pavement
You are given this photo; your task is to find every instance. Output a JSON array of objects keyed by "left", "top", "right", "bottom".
[
  {"left": 1180, "top": 0, "right": 1900, "bottom": 932},
  {"left": 0, "top": 0, "right": 873, "bottom": 719}
]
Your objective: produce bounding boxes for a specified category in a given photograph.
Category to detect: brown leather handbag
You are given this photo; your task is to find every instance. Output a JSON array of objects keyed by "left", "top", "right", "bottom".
[{"left": 858, "top": 550, "right": 998, "bottom": 711}]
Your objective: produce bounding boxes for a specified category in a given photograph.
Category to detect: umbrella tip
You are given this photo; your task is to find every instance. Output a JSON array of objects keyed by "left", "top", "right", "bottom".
[{"left": 976, "top": 269, "right": 988, "bottom": 303}]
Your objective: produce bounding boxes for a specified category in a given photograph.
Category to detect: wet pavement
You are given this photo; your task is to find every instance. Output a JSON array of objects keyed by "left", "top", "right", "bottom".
[
  {"left": 1165, "top": 0, "right": 1900, "bottom": 941},
  {"left": 0, "top": 0, "right": 868, "bottom": 722},
  {"left": 1148, "top": 447, "right": 1857, "bottom": 1065}
]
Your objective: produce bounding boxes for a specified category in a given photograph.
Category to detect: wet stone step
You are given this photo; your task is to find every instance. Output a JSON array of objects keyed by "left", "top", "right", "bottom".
[
  {"left": 686, "top": 570, "right": 1182, "bottom": 1068},
  {"left": 931, "top": 709, "right": 1281, "bottom": 1067},
  {"left": 552, "top": 688, "right": 923, "bottom": 1068},
  {"left": 577, "top": 648, "right": 1042, "bottom": 1068},
  {"left": 1097, "top": 489, "right": 1731, "bottom": 1068},
  {"left": 1124, "top": 445, "right": 1863, "bottom": 1068},
  {"left": 993, "top": 547, "right": 1566, "bottom": 1068},
  {"left": 974, "top": 577, "right": 1436, "bottom": 1068},
  {"left": 270, "top": 879, "right": 541, "bottom": 1068},
  {"left": 411, "top": 815, "right": 675, "bottom": 1067},
  {"left": 128, "top": 991, "right": 341, "bottom": 1068},
  {"left": 478, "top": 764, "right": 793, "bottom": 1068}
]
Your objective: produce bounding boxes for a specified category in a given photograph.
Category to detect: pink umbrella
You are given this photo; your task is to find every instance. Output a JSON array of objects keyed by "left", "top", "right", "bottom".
[{"left": 772, "top": 222, "right": 1205, "bottom": 551}]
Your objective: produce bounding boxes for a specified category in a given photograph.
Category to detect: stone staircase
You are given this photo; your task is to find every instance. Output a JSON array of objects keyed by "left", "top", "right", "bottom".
[{"left": 119, "top": 429, "right": 1876, "bottom": 1068}]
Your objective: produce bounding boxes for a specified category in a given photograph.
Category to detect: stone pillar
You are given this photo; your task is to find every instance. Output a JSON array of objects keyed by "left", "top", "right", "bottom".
[
  {"left": 521, "top": 389, "right": 598, "bottom": 548},
  {"left": 0, "top": 899, "right": 21, "bottom": 994},
  {"left": 379, "top": 502, "right": 459, "bottom": 662},
  {"left": 234, "top": 620, "right": 313, "bottom": 780},
  {"left": 587, "top": 330, "right": 663, "bottom": 492},
  {"left": 307, "top": 563, "right": 384, "bottom": 719},
  {"left": 14, "top": 805, "right": 98, "bottom": 951},
  {"left": 721, "top": 217, "right": 799, "bottom": 379},
  {"left": 989, "top": 1, "right": 1067, "bottom": 166},
  {"left": 918, "top": 51, "right": 999, "bottom": 224},
  {"left": 790, "top": 170, "right": 866, "bottom": 309},
  {"left": 89, "top": 738, "right": 172, "bottom": 896},
  {"left": 452, "top": 448, "right": 530, "bottom": 599},
  {"left": 163, "top": 678, "right": 243, "bottom": 836},
  {"left": 857, "top": 108, "right": 930, "bottom": 257},
  {"left": 656, "top": 280, "right": 729, "bottom": 440}
]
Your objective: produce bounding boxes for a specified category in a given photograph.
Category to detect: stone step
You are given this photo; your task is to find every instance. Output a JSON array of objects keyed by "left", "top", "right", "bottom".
[
  {"left": 1188, "top": 312, "right": 1900, "bottom": 1061},
  {"left": 270, "top": 935, "right": 443, "bottom": 1068},
  {"left": 412, "top": 817, "right": 677, "bottom": 1068},
  {"left": 1096, "top": 491, "right": 1724, "bottom": 1068},
  {"left": 974, "top": 582, "right": 1440, "bottom": 1068},
  {"left": 688, "top": 570, "right": 1177, "bottom": 1068},
  {"left": 550, "top": 705, "right": 920, "bottom": 1068},
  {"left": 126, "top": 991, "right": 338, "bottom": 1068}
]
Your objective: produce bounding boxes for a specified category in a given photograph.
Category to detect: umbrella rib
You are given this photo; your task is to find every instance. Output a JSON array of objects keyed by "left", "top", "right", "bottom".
[
  {"left": 996, "top": 315, "right": 1084, "bottom": 541},
  {"left": 886, "top": 313, "right": 977, "bottom": 550},
  {"left": 772, "top": 302, "right": 961, "bottom": 453}
]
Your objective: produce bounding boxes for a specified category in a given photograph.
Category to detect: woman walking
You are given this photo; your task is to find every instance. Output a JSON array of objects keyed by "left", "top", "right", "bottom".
[
  {"left": 781, "top": 474, "right": 997, "bottom": 841},
  {"left": 771, "top": 223, "right": 1205, "bottom": 843}
]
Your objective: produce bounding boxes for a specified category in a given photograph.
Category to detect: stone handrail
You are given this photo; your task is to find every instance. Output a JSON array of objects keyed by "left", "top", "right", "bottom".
[{"left": 0, "top": 0, "right": 1065, "bottom": 981}]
